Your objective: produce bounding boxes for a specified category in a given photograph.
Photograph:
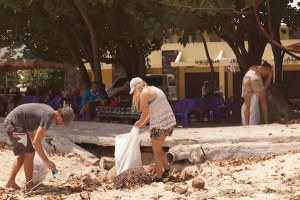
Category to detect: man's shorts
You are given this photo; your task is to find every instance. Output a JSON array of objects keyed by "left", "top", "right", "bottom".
[
  {"left": 4, "top": 119, "right": 34, "bottom": 156},
  {"left": 241, "top": 70, "right": 265, "bottom": 98},
  {"left": 150, "top": 127, "right": 174, "bottom": 140}
]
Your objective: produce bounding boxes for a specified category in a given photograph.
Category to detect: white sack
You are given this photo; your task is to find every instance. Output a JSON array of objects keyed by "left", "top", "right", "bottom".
[
  {"left": 115, "top": 126, "right": 142, "bottom": 175},
  {"left": 241, "top": 94, "right": 261, "bottom": 125},
  {"left": 32, "top": 150, "right": 48, "bottom": 184}
]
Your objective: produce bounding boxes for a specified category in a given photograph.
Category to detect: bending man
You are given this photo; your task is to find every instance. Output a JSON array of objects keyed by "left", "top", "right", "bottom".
[
  {"left": 4, "top": 103, "right": 75, "bottom": 189},
  {"left": 241, "top": 61, "right": 273, "bottom": 125}
]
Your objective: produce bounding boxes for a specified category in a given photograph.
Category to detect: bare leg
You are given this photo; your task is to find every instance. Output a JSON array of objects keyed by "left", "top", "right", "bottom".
[
  {"left": 23, "top": 152, "right": 35, "bottom": 189},
  {"left": 5, "top": 155, "right": 25, "bottom": 189},
  {"left": 85, "top": 101, "right": 92, "bottom": 121},
  {"left": 161, "top": 137, "right": 169, "bottom": 171},
  {"left": 151, "top": 136, "right": 167, "bottom": 179},
  {"left": 259, "top": 95, "right": 269, "bottom": 124},
  {"left": 243, "top": 96, "right": 251, "bottom": 126}
]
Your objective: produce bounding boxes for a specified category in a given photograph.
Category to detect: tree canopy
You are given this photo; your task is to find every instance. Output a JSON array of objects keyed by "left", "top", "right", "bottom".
[
  {"left": 154, "top": 0, "right": 300, "bottom": 80},
  {"left": 0, "top": 0, "right": 168, "bottom": 94},
  {"left": 0, "top": 0, "right": 299, "bottom": 90}
]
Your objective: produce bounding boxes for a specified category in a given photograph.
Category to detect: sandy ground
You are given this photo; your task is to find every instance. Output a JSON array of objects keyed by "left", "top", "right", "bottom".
[{"left": 1, "top": 143, "right": 300, "bottom": 200}]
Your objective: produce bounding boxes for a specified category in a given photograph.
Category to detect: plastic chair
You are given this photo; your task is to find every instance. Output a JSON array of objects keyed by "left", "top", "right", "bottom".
[
  {"left": 22, "top": 95, "right": 40, "bottom": 104},
  {"left": 47, "top": 96, "right": 62, "bottom": 110},
  {"left": 188, "top": 98, "right": 207, "bottom": 124},
  {"left": 207, "top": 96, "right": 232, "bottom": 122},
  {"left": 73, "top": 96, "right": 88, "bottom": 121},
  {"left": 172, "top": 98, "right": 196, "bottom": 127}
]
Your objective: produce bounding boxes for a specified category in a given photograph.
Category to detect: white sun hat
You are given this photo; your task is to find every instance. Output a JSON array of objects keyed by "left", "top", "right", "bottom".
[{"left": 129, "top": 77, "right": 143, "bottom": 94}]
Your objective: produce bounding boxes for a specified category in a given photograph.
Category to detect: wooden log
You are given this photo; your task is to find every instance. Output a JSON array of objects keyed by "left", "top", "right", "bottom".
[{"left": 167, "top": 144, "right": 206, "bottom": 164}]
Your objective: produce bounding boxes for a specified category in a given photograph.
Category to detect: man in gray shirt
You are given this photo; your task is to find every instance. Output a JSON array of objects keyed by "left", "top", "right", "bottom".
[{"left": 4, "top": 103, "right": 75, "bottom": 189}]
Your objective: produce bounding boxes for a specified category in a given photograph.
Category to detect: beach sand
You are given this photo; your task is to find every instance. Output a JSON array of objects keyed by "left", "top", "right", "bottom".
[{"left": 1, "top": 142, "right": 300, "bottom": 200}]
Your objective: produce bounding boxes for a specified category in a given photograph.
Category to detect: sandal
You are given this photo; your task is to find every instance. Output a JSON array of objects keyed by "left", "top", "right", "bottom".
[
  {"left": 162, "top": 169, "right": 170, "bottom": 178},
  {"left": 153, "top": 177, "right": 163, "bottom": 182}
]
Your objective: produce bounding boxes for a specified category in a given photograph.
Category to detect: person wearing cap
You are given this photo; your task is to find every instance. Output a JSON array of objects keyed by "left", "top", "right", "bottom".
[
  {"left": 129, "top": 77, "right": 176, "bottom": 182},
  {"left": 3, "top": 103, "right": 75, "bottom": 189}
]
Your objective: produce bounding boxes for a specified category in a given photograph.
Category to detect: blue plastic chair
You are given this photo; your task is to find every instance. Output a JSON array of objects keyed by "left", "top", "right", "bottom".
[
  {"left": 188, "top": 98, "right": 207, "bottom": 124},
  {"left": 207, "top": 96, "right": 230, "bottom": 122},
  {"left": 172, "top": 98, "right": 196, "bottom": 127},
  {"left": 73, "top": 96, "right": 88, "bottom": 121},
  {"left": 47, "top": 96, "right": 62, "bottom": 110},
  {"left": 22, "top": 95, "right": 40, "bottom": 104}
]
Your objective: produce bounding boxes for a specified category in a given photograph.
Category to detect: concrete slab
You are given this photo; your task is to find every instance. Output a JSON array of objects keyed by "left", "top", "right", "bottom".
[
  {"left": 0, "top": 118, "right": 299, "bottom": 161},
  {"left": 0, "top": 118, "right": 299, "bottom": 147}
]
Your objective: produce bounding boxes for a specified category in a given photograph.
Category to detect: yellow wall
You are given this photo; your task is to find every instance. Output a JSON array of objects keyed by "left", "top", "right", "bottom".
[
  {"left": 148, "top": 67, "right": 162, "bottom": 74},
  {"left": 85, "top": 63, "right": 112, "bottom": 88},
  {"left": 162, "top": 40, "right": 300, "bottom": 99},
  {"left": 85, "top": 39, "right": 300, "bottom": 98}
]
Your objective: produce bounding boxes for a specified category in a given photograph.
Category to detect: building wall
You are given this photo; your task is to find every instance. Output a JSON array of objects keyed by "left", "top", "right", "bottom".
[
  {"left": 81, "top": 39, "right": 300, "bottom": 99},
  {"left": 153, "top": 40, "right": 300, "bottom": 99}
]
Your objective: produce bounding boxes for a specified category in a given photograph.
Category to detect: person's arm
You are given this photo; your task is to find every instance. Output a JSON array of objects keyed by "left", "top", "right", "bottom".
[
  {"left": 81, "top": 91, "right": 89, "bottom": 107},
  {"left": 31, "top": 126, "right": 56, "bottom": 170},
  {"left": 139, "top": 115, "right": 150, "bottom": 127},
  {"left": 264, "top": 70, "right": 273, "bottom": 90},
  {"left": 27, "top": 131, "right": 35, "bottom": 141},
  {"left": 134, "top": 92, "right": 150, "bottom": 128}
]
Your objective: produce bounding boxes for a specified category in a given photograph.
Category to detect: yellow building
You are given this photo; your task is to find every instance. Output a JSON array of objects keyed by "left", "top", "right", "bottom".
[
  {"left": 147, "top": 39, "right": 300, "bottom": 100},
  {"left": 87, "top": 26, "right": 300, "bottom": 100}
]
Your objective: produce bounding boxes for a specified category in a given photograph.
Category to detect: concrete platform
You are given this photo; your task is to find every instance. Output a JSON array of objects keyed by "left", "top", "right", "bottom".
[
  {"left": 1, "top": 118, "right": 298, "bottom": 147},
  {"left": 1, "top": 118, "right": 299, "bottom": 162},
  {"left": 35, "top": 120, "right": 300, "bottom": 147}
]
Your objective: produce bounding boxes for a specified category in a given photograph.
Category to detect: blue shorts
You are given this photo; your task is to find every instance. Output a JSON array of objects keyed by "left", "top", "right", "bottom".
[{"left": 4, "top": 119, "right": 35, "bottom": 156}]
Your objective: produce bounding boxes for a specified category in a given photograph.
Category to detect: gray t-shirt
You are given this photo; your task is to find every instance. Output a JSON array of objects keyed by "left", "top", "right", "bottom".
[{"left": 6, "top": 103, "right": 55, "bottom": 131}]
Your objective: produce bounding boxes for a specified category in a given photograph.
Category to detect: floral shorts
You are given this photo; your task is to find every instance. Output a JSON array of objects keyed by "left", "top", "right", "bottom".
[
  {"left": 150, "top": 127, "right": 174, "bottom": 140},
  {"left": 241, "top": 73, "right": 265, "bottom": 98},
  {"left": 4, "top": 119, "right": 34, "bottom": 156}
]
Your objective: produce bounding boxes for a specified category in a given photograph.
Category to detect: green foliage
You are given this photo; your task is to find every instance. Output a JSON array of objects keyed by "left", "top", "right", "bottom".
[
  {"left": 0, "top": 0, "right": 299, "bottom": 84},
  {"left": 21, "top": 69, "right": 64, "bottom": 92},
  {"left": 0, "top": 71, "right": 19, "bottom": 87}
]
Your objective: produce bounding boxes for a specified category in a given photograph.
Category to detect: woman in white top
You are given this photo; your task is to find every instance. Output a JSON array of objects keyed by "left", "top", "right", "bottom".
[{"left": 129, "top": 77, "right": 176, "bottom": 182}]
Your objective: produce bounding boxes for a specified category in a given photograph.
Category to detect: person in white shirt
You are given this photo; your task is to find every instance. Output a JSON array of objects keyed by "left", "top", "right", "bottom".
[{"left": 129, "top": 77, "right": 176, "bottom": 182}]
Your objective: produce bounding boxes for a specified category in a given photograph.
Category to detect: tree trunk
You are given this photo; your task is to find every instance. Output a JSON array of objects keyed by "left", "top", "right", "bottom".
[
  {"left": 267, "top": 84, "right": 300, "bottom": 121},
  {"left": 200, "top": 31, "right": 215, "bottom": 83},
  {"left": 133, "top": 37, "right": 147, "bottom": 77},
  {"left": 268, "top": 0, "right": 284, "bottom": 84},
  {"left": 62, "top": 27, "right": 91, "bottom": 88},
  {"left": 77, "top": 6, "right": 109, "bottom": 100}
]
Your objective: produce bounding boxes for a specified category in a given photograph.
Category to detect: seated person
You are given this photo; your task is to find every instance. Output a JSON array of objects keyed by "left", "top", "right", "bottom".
[
  {"left": 109, "top": 82, "right": 131, "bottom": 106},
  {"left": 201, "top": 81, "right": 210, "bottom": 98},
  {"left": 81, "top": 81, "right": 105, "bottom": 121}
]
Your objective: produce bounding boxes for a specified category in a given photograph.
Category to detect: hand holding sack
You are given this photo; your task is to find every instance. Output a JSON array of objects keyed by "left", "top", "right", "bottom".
[{"left": 115, "top": 126, "right": 142, "bottom": 175}]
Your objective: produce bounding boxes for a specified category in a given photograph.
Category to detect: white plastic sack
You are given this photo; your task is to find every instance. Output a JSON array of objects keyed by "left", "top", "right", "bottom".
[
  {"left": 32, "top": 150, "right": 48, "bottom": 184},
  {"left": 241, "top": 94, "right": 261, "bottom": 125},
  {"left": 115, "top": 126, "right": 142, "bottom": 175}
]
